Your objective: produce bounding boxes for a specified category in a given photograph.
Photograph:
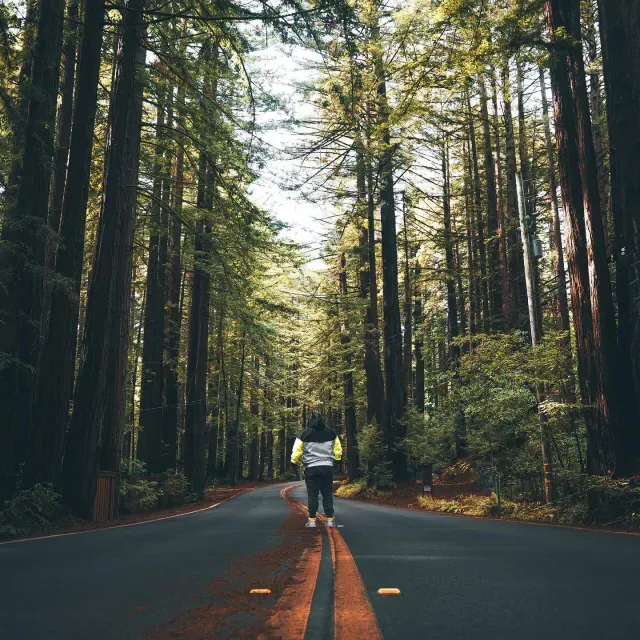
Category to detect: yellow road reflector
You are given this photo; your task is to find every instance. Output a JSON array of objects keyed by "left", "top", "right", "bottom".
[
  {"left": 377, "top": 588, "right": 401, "bottom": 596},
  {"left": 250, "top": 589, "right": 272, "bottom": 595}
]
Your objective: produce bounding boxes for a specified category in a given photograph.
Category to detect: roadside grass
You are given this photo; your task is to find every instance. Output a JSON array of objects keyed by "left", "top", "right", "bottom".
[{"left": 335, "top": 479, "right": 640, "bottom": 530}]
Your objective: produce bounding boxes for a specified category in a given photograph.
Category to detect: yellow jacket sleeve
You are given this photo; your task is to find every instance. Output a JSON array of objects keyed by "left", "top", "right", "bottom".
[
  {"left": 291, "top": 438, "right": 304, "bottom": 465},
  {"left": 333, "top": 436, "right": 343, "bottom": 461}
]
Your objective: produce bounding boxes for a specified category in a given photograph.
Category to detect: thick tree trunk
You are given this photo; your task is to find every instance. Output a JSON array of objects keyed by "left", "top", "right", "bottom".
[
  {"left": 463, "top": 142, "right": 477, "bottom": 338},
  {"left": 467, "top": 92, "right": 490, "bottom": 332},
  {"left": 206, "top": 316, "right": 222, "bottom": 480},
  {"left": 491, "top": 69, "right": 510, "bottom": 331},
  {"left": 61, "top": 0, "right": 146, "bottom": 517},
  {"left": 361, "top": 151, "right": 387, "bottom": 432},
  {"left": 139, "top": 94, "right": 167, "bottom": 473},
  {"left": 481, "top": 75, "right": 501, "bottom": 327},
  {"left": 502, "top": 63, "right": 524, "bottom": 330},
  {"left": 0, "top": 0, "right": 65, "bottom": 501},
  {"left": 48, "top": 0, "right": 79, "bottom": 256},
  {"left": 100, "top": 36, "right": 145, "bottom": 479},
  {"left": 248, "top": 356, "right": 260, "bottom": 481},
  {"left": 539, "top": 68, "right": 570, "bottom": 333},
  {"left": 598, "top": 0, "right": 640, "bottom": 469},
  {"left": 414, "top": 271, "right": 425, "bottom": 413},
  {"left": 375, "top": 67, "right": 406, "bottom": 478},
  {"left": 339, "top": 252, "right": 359, "bottom": 479},
  {"left": 402, "top": 195, "right": 413, "bottom": 405},
  {"left": 583, "top": 10, "right": 610, "bottom": 238},
  {"left": 442, "top": 139, "right": 460, "bottom": 363},
  {"left": 163, "top": 88, "right": 184, "bottom": 471},
  {"left": 29, "top": 0, "right": 105, "bottom": 489},
  {"left": 184, "top": 152, "right": 212, "bottom": 497},
  {"left": 545, "top": 0, "right": 623, "bottom": 476}
]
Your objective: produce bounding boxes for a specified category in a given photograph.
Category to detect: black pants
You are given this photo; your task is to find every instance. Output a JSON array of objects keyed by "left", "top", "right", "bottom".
[{"left": 305, "top": 465, "right": 334, "bottom": 518}]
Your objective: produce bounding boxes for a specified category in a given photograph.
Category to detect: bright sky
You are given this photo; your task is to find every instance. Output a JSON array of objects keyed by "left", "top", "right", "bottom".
[{"left": 247, "top": 41, "right": 333, "bottom": 262}]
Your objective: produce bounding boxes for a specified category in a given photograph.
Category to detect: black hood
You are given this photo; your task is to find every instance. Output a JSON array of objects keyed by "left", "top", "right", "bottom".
[{"left": 308, "top": 414, "right": 326, "bottom": 430}]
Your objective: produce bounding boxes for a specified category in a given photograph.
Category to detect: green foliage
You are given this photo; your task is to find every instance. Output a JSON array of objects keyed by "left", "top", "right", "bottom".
[
  {"left": 0, "top": 483, "right": 64, "bottom": 539},
  {"left": 358, "top": 424, "right": 393, "bottom": 489},
  {"left": 119, "top": 478, "right": 159, "bottom": 514}
]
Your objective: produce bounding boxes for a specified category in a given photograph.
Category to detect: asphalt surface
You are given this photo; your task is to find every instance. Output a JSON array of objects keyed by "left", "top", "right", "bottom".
[{"left": 2, "top": 482, "right": 640, "bottom": 639}]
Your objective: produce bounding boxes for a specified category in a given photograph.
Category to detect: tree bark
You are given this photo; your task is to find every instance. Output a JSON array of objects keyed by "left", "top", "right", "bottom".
[
  {"left": 467, "top": 91, "right": 490, "bottom": 332},
  {"left": 480, "top": 75, "right": 501, "bottom": 328},
  {"left": 248, "top": 356, "right": 260, "bottom": 481},
  {"left": 361, "top": 150, "right": 387, "bottom": 433},
  {"left": 163, "top": 87, "right": 184, "bottom": 472},
  {"left": 206, "top": 316, "right": 222, "bottom": 480},
  {"left": 184, "top": 151, "right": 212, "bottom": 497},
  {"left": 502, "top": 62, "right": 524, "bottom": 330},
  {"left": 139, "top": 92, "right": 167, "bottom": 473},
  {"left": 598, "top": 0, "right": 640, "bottom": 468},
  {"left": 0, "top": 0, "right": 65, "bottom": 501},
  {"left": 339, "top": 252, "right": 359, "bottom": 479},
  {"left": 62, "top": 0, "right": 146, "bottom": 517},
  {"left": 48, "top": 0, "right": 79, "bottom": 257},
  {"left": 29, "top": 0, "right": 106, "bottom": 489},
  {"left": 373, "top": 19, "right": 405, "bottom": 476},
  {"left": 414, "top": 269, "right": 425, "bottom": 413},
  {"left": 491, "top": 68, "right": 510, "bottom": 331},
  {"left": 544, "top": 0, "right": 623, "bottom": 476},
  {"left": 539, "top": 68, "right": 570, "bottom": 333},
  {"left": 402, "top": 194, "right": 413, "bottom": 405},
  {"left": 442, "top": 138, "right": 460, "bottom": 363}
]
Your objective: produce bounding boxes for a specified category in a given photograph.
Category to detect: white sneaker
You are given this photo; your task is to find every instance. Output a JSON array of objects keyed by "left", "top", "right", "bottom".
[
  {"left": 326, "top": 518, "right": 336, "bottom": 528},
  {"left": 305, "top": 518, "right": 317, "bottom": 528}
]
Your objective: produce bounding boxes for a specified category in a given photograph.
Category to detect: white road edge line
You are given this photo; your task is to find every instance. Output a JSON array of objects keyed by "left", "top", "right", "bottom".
[{"left": 0, "top": 486, "right": 257, "bottom": 546}]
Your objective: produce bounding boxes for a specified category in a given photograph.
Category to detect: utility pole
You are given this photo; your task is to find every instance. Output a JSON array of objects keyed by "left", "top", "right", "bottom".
[{"left": 517, "top": 173, "right": 555, "bottom": 503}]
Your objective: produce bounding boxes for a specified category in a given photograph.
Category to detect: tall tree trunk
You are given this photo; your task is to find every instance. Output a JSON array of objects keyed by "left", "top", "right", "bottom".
[
  {"left": 598, "top": 0, "right": 640, "bottom": 469},
  {"left": 28, "top": 0, "right": 106, "bottom": 489},
  {"left": 339, "top": 252, "right": 359, "bottom": 479},
  {"left": 583, "top": 8, "right": 610, "bottom": 239},
  {"left": 442, "top": 138, "right": 460, "bottom": 363},
  {"left": 163, "top": 87, "right": 184, "bottom": 472},
  {"left": 48, "top": 0, "right": 79, "bottom": 257},
  {"left": 373, "top": 15, "right": 405, "bottom": 477},
  {"left": 539, "top": 68, "right": 570, "bottom": 333},
  {"left": 414, "top": 270, "right": 425, "bottom": 413},
  {"left": 248, "top": 356, "right": 260, "bottom": 481},
  {"left": 139, "top": 92, "right": 167, "bottom": 473},
  {"left": 361, "top": 149, "right": 387, "bottom": 432},
  {"left": 206, "top": 316, "right": 222, "bottom": 480},
  {"left": 0, "top": 0, "right": 65, "bottom": 500},
  {"left": 544, "top": 0, "right": 623, "bottom": 476},
  {"left": 480, "top": 75, "right": 501, "bottom": 328},
  {"left": 502, "top": 62, "right": 524, "bottom": 329},
  {"left": 491, "top": 68, "right": 510, "bottom": 331},
  {"left": 464, "top": 141, "right": 477, "bottom": 338},
  {"left": 62, "top": 0, "right": 146, "bottom": 517},
  {"left": 184, "top": 152, "right": 212, "bottom": 497},
  {"left": 100, "top": 35, "right": 145, "bottom": 480},
  {"left": 517, "top": 174, "right": 555, "bottom": 503},
  {"left": 467, "top": 91, "right": 490, "bottom": 332},
  {"left": 402, "top": 194, "right": 413, "bottom": 405}
]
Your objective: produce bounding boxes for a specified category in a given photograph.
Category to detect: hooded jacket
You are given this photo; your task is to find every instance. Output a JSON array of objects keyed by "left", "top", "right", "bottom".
[{"left": 291, "top": 415, "right": 342, "bottom": 469}]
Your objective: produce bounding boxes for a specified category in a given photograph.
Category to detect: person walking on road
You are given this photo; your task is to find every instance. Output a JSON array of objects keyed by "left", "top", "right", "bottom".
[{"left": 291, "top": 412, "right": 342, "bottom": 528}]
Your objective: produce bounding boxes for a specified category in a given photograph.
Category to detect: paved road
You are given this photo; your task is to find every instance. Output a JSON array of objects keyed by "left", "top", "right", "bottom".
[{"left": 2, "top": 483, "right": 639, "bottom": 639}]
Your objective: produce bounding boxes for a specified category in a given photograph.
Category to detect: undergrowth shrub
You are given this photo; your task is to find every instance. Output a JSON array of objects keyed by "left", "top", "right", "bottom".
[
  {"left": 119, "top": 478, "right": 159, "bottom": 514},
  {"left": 158, "top": 472, "right": 189, "bottom": 508},
  {"left": 359, "top": 424, "right": 393, "bottom": 489},
  {"left": 0, "top": 483, "right": 64, "bottom": 539}
]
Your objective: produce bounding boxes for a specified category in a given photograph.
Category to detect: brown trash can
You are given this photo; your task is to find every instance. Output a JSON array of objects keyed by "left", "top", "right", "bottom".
[{"left": 93, "top": 471, "right": 118, "bottom": 522}]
